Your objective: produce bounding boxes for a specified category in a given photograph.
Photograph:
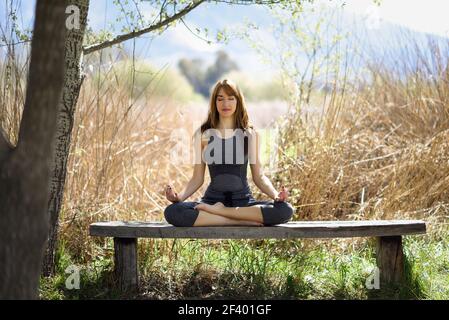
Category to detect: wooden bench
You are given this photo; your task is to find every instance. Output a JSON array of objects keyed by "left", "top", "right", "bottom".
[{"left": 89, "top": 220, "right": 426, "bottom": 292}]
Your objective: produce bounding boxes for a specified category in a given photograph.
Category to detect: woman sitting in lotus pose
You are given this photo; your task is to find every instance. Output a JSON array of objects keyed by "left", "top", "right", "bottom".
[{"left": 164, "top": 79, "right": 295, "bottom": 227}]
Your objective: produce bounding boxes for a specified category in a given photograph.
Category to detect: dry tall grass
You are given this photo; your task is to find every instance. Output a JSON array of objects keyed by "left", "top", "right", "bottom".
[
  {"left": 273, "top": 35, "right": 449, "bottom": 230},
  {"left": 1, "top": 35, "right": 448, "bottom": 264}
]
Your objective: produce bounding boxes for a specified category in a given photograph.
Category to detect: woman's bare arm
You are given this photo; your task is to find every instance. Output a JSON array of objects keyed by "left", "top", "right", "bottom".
[
  {"left": 177, "top": 162, "right": 205, "bottom": 201},
  {"left": 249, "top": 129, "right": 279, "bottom": 200},
  {"left": 176, "top": 132, "right": 207, "bottom": 201}
]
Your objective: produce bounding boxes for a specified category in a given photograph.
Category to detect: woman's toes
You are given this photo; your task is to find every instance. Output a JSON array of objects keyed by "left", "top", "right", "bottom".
[
  {"left": 195, "top": 203, "right": 217, "bottom": 213},
  {"left": 213, "top": 202, "right": 225, "bottom": 208},
  {"left": 194, "top": 202, "right": 226, "bottom": 214},
  {"left": 194, "top": 203, "right": 207, "bottom": 211}
]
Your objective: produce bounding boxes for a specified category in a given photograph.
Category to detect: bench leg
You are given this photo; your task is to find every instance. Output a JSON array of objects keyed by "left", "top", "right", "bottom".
[
  {"left": 376, "top": 236, "right": 404, "bottom": 287},
  {"left": 114, "top": 237, "right": 138, "bottom": 292}
]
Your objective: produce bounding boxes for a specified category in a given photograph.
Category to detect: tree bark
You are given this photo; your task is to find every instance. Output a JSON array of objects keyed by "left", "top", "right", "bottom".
[
  {"left": 42, "top": 0, "right": 90, "bottom": 277},
  {"left": 0, "top": 0, "right": 68, "bottom": 299}
]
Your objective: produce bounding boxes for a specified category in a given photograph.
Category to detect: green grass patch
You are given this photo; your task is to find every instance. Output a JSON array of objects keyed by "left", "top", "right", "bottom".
[{"left": 39, "top": 229, "right": 448, "bottom": 300}]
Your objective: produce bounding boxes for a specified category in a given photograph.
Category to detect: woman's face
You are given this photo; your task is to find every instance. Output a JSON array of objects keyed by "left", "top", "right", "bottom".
[{"left": 215, "top": 88, "right": 237, "bottom": 119}]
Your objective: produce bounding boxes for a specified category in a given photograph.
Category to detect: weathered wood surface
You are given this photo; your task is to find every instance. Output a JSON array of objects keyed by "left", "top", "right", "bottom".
[
  {"left": 90, "top": 220, "right": 426, "bottom": 239},
  {"left": 114, "top": 238, "right": 138, "bottom": 292},
  {"left": 376, "top": 236, "right": 404, "bottom": 285}
]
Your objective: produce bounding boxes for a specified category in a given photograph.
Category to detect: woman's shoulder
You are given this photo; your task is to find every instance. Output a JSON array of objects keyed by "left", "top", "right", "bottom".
[
  {"left": 192, "top": 128, "right": 210, "bottom": 149},
  {"left": 246, "top": 126, "right": 257, "bottom": 133},
  {"left": 245, "top": 126, "right": 260, "bottom": 138}
]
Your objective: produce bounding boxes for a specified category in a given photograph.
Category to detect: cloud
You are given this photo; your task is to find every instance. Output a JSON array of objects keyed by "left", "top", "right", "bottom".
[{"left": 165, "top": 21, "right": 223, "bottom": 53}]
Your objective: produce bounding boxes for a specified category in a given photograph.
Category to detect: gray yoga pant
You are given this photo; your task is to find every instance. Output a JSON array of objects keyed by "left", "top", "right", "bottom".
[{"left": 164, "top": 198, "right": 295, "bottom": 227}]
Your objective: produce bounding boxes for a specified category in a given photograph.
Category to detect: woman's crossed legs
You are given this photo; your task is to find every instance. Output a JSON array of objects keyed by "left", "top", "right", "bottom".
[{"left": 164, "top": 199, "right": 294, "bottom": 227}]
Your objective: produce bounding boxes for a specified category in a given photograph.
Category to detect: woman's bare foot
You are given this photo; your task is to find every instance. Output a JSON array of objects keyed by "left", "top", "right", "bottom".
[
  {"left": 194, "top": 201, "right": 225, "bottom": 214},
  {"left": 194, "top": 202, "right": 263, "bottom": 226}
]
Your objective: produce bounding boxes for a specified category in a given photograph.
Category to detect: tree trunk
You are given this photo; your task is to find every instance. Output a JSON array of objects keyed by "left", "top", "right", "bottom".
[
  {"left": 42, "top": 0, "right": 90, "bottom": 277},
  {"left": 0, "top": 0, "right": 68, "bottom": 299}
]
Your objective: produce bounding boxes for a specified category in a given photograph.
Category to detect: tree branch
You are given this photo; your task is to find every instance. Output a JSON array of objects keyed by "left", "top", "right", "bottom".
[{"left": 83, "top": 0, "right": 206, "bottom": 55}]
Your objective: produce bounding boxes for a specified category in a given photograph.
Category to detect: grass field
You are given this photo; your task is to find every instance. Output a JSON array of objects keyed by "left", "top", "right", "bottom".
[{"left": 39, "top": 225, "right": 448, "bottom": 300}]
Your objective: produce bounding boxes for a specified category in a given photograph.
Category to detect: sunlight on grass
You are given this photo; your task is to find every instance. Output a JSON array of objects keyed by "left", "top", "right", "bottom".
[{"left": 40, "top": 228, "right": 448, "bottom": 300}]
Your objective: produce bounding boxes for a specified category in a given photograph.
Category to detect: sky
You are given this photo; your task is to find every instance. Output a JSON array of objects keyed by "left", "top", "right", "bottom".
[
  {"left": 1, "top": 0, "right": 449, "bottom": 80},
  {"left": 336, "top": 0, "right": 449, "bottom": 38}
]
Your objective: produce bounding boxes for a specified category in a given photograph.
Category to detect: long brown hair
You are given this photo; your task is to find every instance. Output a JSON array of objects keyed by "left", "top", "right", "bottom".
[{"left": 200, "top": 79, "right": 254, "bottom": 135}]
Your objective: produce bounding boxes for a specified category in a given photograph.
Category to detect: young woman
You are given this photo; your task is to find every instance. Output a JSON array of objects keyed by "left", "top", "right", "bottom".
[{"left": 164, "top": 79, "right": 295, "bottom": 227}]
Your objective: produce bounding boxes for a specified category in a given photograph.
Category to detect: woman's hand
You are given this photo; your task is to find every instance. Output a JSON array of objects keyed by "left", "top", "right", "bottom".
[
  {"left": 274, "top": 186, "right": 289, "bottom": 202},
  {"left": 165, "top": 184, "right": 182, "bottom": 203}
]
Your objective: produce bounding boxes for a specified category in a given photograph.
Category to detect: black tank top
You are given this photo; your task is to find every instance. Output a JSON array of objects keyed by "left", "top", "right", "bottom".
[{"left": 201, "top": 129, "right": 253, "bottom": 204}]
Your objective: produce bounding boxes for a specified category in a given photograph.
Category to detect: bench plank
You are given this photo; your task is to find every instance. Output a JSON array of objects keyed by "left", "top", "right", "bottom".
[{"left": 89, "top": 220, "right": 426, "bottom": 239}]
